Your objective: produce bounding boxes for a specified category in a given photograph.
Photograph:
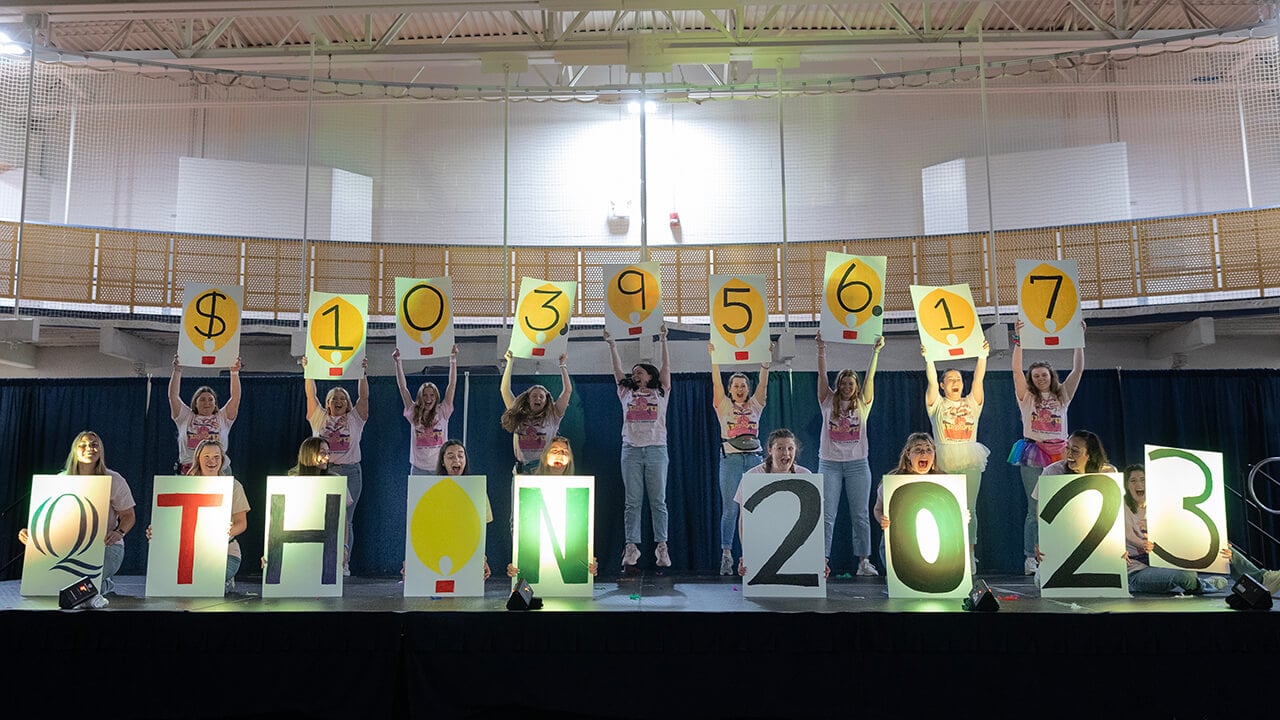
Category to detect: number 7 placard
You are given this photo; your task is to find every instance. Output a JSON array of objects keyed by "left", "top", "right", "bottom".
[
  {"left": 710, "top": 274, "right": 770, "bottom": 364},
  {"left": 1016, "top": 259, "right": 1083, "bottom": 349},
  {"left": 305, "top": 292, "right": 368, "bottom": 379},
  {"left": 910, "top": 284, "right": 984, "bottom": 362},
  {"left": 820, "top": 252, "right": 885, "bottom": 345}
]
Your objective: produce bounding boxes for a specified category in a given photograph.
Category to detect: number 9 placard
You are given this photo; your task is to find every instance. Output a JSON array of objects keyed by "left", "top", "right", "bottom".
[
  {"left": 710, "top": 274, "right": 769, "bottom": 364},
  {"left": 395, "top": 277, "right": 455, "bottom": 361},
  {"left": 305, "top": 291, "right": 368, "bottom": 379},
  {"left": 883, "top": 474, "right": 972, "bottom": 599},
  {"left": 820, "top": 252, "right": 885, "bottom": 344},
  {"left": 1145, "top": 445, "right": 1228, "bottom": 575},
  {"left": 1036, "top": 473, "right": 1129, "bottom": 598},
  {"left": 910, "top": 283, "right": 983, "bottom": 362},
  {"left": 1016, "top": 259, "right": 1083, "bottom": 349},
  {"left": 603, "top": 263, "right": 663, "bottom": 340},
  {"left": 509, "top": 277, "right": 577, "bottom": 360}
]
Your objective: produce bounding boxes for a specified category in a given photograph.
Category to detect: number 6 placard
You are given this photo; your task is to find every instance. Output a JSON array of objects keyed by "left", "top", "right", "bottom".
[
  {"left": 1016, "top": 259, "right": 1083, "bottom": 349},
  {"left": 710, "top": 274, "right": 769, "bottom": 364},
  {"left": 820, "top": 252, "right": 885, "bottom": 345},
  {"left": 910, "top": 284, "right": 984, "bottom": 362},
  {"left": 305, "top": 292, "right": 368, "bottom": 379},
  {"left": 1036, "top": 473, "right": 1129, "bottom": 598}
]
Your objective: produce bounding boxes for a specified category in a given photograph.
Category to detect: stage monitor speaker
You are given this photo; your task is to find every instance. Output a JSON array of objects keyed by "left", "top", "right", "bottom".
[
  {"left": 506, "top": 576, "right": 542, "bottom": 611},
  {"left": 963, "top": 578, "right": 999, "bottom": 612},
  {"left": 59, "top": 576, "right": 100, "bottom": 610},
  {"left": 1227, "top": 574, "right": 1272, "bottom": 611}
]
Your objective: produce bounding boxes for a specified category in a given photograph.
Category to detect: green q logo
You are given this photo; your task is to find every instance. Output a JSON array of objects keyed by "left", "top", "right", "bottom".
[{"left": 29, "top": 493, "right": 105, "bottom": 579}]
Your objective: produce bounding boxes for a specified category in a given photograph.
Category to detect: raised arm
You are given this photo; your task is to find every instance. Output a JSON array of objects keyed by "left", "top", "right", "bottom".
[
  {"left": 1061, "top": 321, "right": 1086, "bottom": 403},
  {"left": 393, "top": 348, "right": 414, "bottom": 410},
  {"left": 168, "top": 354, "right": 185, "bottom": 420},
  {"left": 923, "top": 345, "right": 939, "bottom": 408},
  {"left": 815, "top": 333, "right": 831, "bottom": 405},
  {"left": 500, "top": 349, "right": 516, "bottom": 409},
  {"left": 302, "top": 356, "right": 319, "bottom": 418},
  {"left": 709, "top": 341, "right": 726, "bottom": 406},
  {"left": 1011, "top": 319, "right": 1028, "bottom": 402},
  {"left": 442, "top": 345, "right": 459, "bottom": 408},
  {"left": 603, "top": 329, "right": 625, "bottom": 383},
  {"left": 862, "top": 336, "right": 884, "bottom": 406},
  {"left": 354, "top": 356, "right": 370, "bottom": 421},
  {"left": 752, "top": 342, "right": 773, "bottom": 406},
  {"left": 223, "top": 357, "right": 242, "bottom": 421},
  {"left": 553, "top": 352, "right": 573, "bottom": 416},
  {"left": 971, "top": 340, "right": 989, "bottom": 406},
  {"left": 658, "top": 324, "right": 671, "bottom": 393}
]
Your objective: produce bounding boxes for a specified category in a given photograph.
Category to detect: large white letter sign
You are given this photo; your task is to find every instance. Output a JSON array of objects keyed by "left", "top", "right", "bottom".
[
  {"left": 1015, "top": 259, "right": 1083, "bottom": 350},
  {"left": 1036, "top": 473, "right": 1130, "bottom": 598},
  {"left": 883, "top": 474, "right": 971, "bottom": 599},
  {"left": 404, "top": 475, "right": 488, "bottom": 598},
  {"left": 739, "top": 472, "right": 826, "bottom": 599},
  {"left": 145, "top": 475, "right": 233, "bottom": 597},
  {"left": 910, "top": 284, "right": 984, "bottom": 362},
  {"left": 512, "top": 475, "right": 595, "bottom": 598},
  {"left": 262, "top": 475, "right": 347, "bottom": 598},
  {"left": 395, "top": 277, "right": 455, "bottom": 360},
  {"left": 820, "top": 252, "right": 886, "bottom": 345},
  {"left": 20, "top": 475, "right": 111, "bottom": 596},
  {"left": 1145, "top": 445, "right": 1229, "bottom": 575},
  {"left": 178, "top": 282, "right": 243, "bottom": 368},
  {"left": 305, "top": 292, "right": 368, "bottom": 379},
  {"left": 603, "top": 262, "right": 663, "bottom": 340},
  {"left": 709, "top": 274, "right": 770, "bottom": 364}
]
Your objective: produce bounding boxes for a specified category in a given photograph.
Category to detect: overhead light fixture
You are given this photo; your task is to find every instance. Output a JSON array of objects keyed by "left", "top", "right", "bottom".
[{"left": 626, "top": 100, "right": 659, "bottom": 114}]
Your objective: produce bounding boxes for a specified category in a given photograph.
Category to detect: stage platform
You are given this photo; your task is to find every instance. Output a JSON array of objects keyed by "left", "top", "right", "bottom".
[{"left": 1, "top": 572, "right": 1276, "bottom": 719}]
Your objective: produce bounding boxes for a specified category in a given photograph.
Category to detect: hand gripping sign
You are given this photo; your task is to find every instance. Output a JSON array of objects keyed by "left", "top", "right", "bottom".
[
  {"left": 1016, "top": 259, "right": 1083, "bottom": 349},
  {"left": 305, "top": 292, "right": 368, "bottom": 379},
  {"left": 395, "top": 277, "right": 455, "bottom": 360},
  {"left": 1144, "top": 445, "right": 1229, "bottom": 575},
  {"left": 820, "top": 252, "right": 886, "bottom": 345},
  {"left": 709, "top": 274, "right": 770, "bottom": 364},
  {"left": 178, "top": 283, "right": 243, "bottom": 368},
  {"left": 509, "top": 277, "right": 577, "bottom": 360},
  {"left": 603, "top": 263, "right": 663, "bottom": 340},
  {"left": 910, "top": 283, "right": 984, "bottom": 362}
]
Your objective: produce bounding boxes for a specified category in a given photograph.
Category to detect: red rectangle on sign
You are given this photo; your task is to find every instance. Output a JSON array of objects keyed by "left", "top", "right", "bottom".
[
  {"left": 948, "top": 348, "right": 964, "bottom": 356},
  {"left": 1045, "top": 336, "right": 1060, "bottom": 346},
  {"left": 434, "top": 579, "right": 455, "bottom": 594},
  {"left": 201, "top": 356, "right": 215, "bottom": 365},
  {"left": 628, "top": 326, "right": 643, "bottom": 335},
  {"left": 842, "top": 330, "right": 858, "bottom": 340},
  {"left": 734, "top": 351, "right": 749, "bottom": 361},
  {"left": 532, "top": 347, "right": 545, "bottom": 356},
  {"left": 329, "top": 367, "right": 343, "bottom": 376},
  {"left": 420, "top": 346, "right": 433, "bottom": 355}
]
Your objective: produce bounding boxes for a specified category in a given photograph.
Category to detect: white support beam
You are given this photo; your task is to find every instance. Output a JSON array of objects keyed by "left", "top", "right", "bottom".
[
  {"left": 99, "top": 327, "right": 170, "bottom": 367},
  {"left": 1146, "top": 317, "right": 1215, "bottom": 359},
  {"left": 0, "top": 317, "right": 39, "bottom": 343}
]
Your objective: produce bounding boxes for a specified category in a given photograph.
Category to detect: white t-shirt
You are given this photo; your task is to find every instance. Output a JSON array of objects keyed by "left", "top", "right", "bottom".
[
  {"left": 309, "top": 408, "right": 366, "bottom": 465},
  {"left": 1018, "top": 392, "right": 1069, "bottom": 442},
  {"left": 60, "top": 469, "right": 135, "bottom": 547},
  {"left": 619, "top": 386, "right": 668, "bottom": 447},
  {"left": 929, "top": 395, "right": 981, "bottom": 445},
  {"left": 405, "top": 403, "right": 453, "bottom": 471},
  {"left": 173, "top": 406, "right": 234, "bottom": 468},
  {"left": 716, "top": 397, "right": 764, "bottom": 455},
  {"left": 817, "top": 394, "right": 871, "bottom": 462},
  {"left": 512, "top": 414, "right": 562, "bottom": 465}
]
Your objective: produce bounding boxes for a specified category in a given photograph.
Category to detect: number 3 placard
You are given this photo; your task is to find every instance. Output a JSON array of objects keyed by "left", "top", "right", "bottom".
[
  {"left": 305, "top": 291, "right": 368, "bottom": 379},
  {"left": 910, "top": 283, "right": 984, "bottom": 362},
  {"left": 1016, "top": 259, "right": 1083, "bottom": 349},
  {"left": 1036, "top": 473, "right": 1130, "bottom": 598},
  {"left": 710, "top": 274, "right": 769, "bottom": 364},
  {"left": 509, "top": 277, "right": 577, "bottom": 360},
  {"left": 1145, "top": 445, "right": 1229, "bottom": 575}
]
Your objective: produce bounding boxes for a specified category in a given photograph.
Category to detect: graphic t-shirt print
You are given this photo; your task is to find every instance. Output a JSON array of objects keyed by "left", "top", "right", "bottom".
[
  {"left": 827, "top": 407, "right": 862, "bottom": 443},
  {"left": 625, "top": 392, "right": 659, "bottom": 424},
  {"left": 185, "top": 414, "right": 222, "bottom": 450},
  {"left": 939, "top": 401, "right": 976, "bottom": 442},
  {"left": 321, "top": 414, "right": 352, "bottom": 454},
  {"left": 726, "top": 405, "right": 758, "bottom": 439},
  {"left": 1030, "top": 395, "right": 1064, "bottom": 436}
]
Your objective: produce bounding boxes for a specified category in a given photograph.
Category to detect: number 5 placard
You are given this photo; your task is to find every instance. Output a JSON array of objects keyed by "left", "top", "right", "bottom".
[
  {"left": 710, "top": 274, "right": 769, "bottom": 364},
  {"left": 820, "top": 252, "right": 885, "bottom": 344},
  {"left": 1145, "top": 445, "right": 1228, "bottom": 575},
  {"left": 910, "top": 284, "right": 984, "bottom": 362},
  {"left": 305, "top": 292, "right": 368, "bottom": 379},
  {"left": 1016, "top": 259, "right": 1083, "bottom": 349},
  {"left": 395, "top": 277, "right": 455, "bottom": 360},
  {"left": 509, "top": 277, "right": 577, "bottom": 359},
  {"left": 178, "top": 282, "right": 243, "bottom": 368},
  {"left": 1037, "top": 473, "right": 1129, "bottom": 598},
  {"left": 603, "top": 263, "right": 663, "bottom": 340}
]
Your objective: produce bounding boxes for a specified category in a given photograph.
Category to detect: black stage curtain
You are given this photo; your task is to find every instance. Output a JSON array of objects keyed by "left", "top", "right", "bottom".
[{"left": 2, "top": 367, "right": 1279, "bottom": 580}]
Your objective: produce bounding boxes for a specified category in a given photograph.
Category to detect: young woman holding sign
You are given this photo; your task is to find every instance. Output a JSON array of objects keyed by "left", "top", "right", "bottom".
[
  {"left": 923, "top": 341, "right": 989, "bottom": 568},
  {"left": 506, "top": 437, "right": 597, "bottom": 579},
  {"left": 735, "top": 429, "right": 814, "bottom": 577},
  {"left": 500, "top": 350, "right": 573, "bottom": 475},
  {"left": 1009, "top": 318, "right": 1085, "bottom": 575},
  {"left": 394, "top": 345, "right": 458, "bottom": 475},
  {"left": 303, "top": 355, "right": 369, "bottom": 577},
  {"left": 168, "top": 353, "right": 242, "bottom": 474},
  {"left": 874, "top": 432, "right": 947, "bottom": 566},
  {"left": 605, "top": 324, "right": 672, "bottom": 573},
  {"left": 816, "top": 332, "right": 884, "bottom": 577},
  {"left": 710, "top": 341, "right": 771, "bottom": 575}
]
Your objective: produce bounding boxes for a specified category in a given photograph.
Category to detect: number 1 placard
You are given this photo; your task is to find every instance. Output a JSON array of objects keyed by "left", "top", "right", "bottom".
[
  {"left": 395, "top": 277, "right": 455, "bottom": 360},
  {"left": 710, "top": 274, "right": 770, "bottom": 364},
  {"left": 178, "top": 283, "right": 243, "bottom": 368},
  {"left": 603, "top": 263, "right": 663, "bottom": 340},
  {"left": 1144, "top": 445, "right": 1229, "bottom": 575},
  {"left": 1016, "top": 259, "right": 1083, "bottom": 349},
  {"left": 910, "top": 284, "right": 984, "bottom": 362},
  {"left": 305, "top": 292, "right": 368, "bottom": 379},
  {"left": 1036, "top": 473, "right": 1129, "bottom": 598},
  {"left": 820, "top": 252, "right": 885, "bottom": 344},
  {"left": 509, "top": 277, "right": 577, "bottom": 360}
]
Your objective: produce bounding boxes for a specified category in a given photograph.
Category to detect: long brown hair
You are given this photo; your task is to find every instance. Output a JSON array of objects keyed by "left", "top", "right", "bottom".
[
  {"left": 411, "top": 381, "right": 442, "bottom": 430},
  {"left": 761, "top": 429, "right": 800, "bottom": 473},
  {"left": 828, "top": 368, "right": 863, "bottom": 424},
  {"left": 500, "top": 384, "right": 562, "bottom": 432},
  {"left": 1025, "top": 361, "right": 1066, "bottom": 403}
]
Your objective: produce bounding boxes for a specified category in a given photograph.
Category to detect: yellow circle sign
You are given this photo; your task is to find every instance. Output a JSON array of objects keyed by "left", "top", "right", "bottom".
[
  {"left": 183, "top": 288, "right": 240, "bottom": 353},
  {"left": 1020, "top": 263, "right": 1078, "bottom": 335},
  {"left": 409, "top": 478, "right": 482, "bottom": 575},
  {"left": 824, "top": 258, "right": 883, "bottom": 329},
  {"left": 518, "top": 282, "right": 571, "bottom": 345},
  {"left": 309, "top": 296, "right": 365, "bottom": 367},
  {"left": 397, "top": 282, "right": 451, "bottom": 345},
  {"left": 606, "top": 266, "right": 660, "bottom": 326},
  {"left": 713, "top": 277, "right": 765, "bottom": 349},
  {"left": 918, "top": 288, "right": 975, "bottom": 348}
]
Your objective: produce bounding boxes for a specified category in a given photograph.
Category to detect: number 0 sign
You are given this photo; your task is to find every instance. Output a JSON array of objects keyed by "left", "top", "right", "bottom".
[
  {"left": 883, "top": 474, "right": 972, "bottom": 599},
  {"left": 395, "top": 277, "right": 455, "bottom": 360}
]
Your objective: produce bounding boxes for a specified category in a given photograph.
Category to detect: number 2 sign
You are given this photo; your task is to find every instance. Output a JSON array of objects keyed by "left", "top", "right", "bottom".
[
  {"left": 739, "top": 472, "right": 826, "bottom": 598},
  {"left": 1036, "top": 473, "right": 1130, "bottom": 598}
]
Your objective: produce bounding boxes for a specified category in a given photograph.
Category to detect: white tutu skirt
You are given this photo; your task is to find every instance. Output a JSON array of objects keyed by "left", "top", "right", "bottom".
[{"left": 936, "top": 441, "right": 990, "bottom": 473}]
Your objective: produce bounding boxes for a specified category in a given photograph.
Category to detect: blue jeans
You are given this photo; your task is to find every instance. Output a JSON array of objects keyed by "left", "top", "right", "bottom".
[
  {"left": 101, "top": 542, "right": 124, "bottom": 594},
  {"left": 1020, "top": 464, "right": 1041, "bottom": 558},
  {"left": 1128, "top": 565, "right": 1201, "bottom": 594},
  {"left": 410, "top": 464, "right": 432, "bottom": 476},
  {"left": 226, "top": 554, "right": 242, "bottom": 584},
  {"left": 333, "top": 462, "right": 362, "bottom": 566},
  {"left": 819, "top": 458, "right": 873, "bottom": 558},
  {"left": 719, "top": 451, "right": 761, "bottom": 550},
  {"left": 621, "top": 444, "right": 669, "bottom": 544}
]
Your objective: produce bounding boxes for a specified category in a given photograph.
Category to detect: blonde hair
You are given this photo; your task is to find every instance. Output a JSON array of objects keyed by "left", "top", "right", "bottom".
[
  {"left": 324, "top": 387, "right": 353, "bottom": 414},
  {"left": 892, "top": 432, "right": 942, "bottom": 475},
  {"left": 63, "top": 431, "right": 107, "bottom": 476},
  {"left": 411, "top": 382, "right": 442, "bottom": 430},
  {"left": 500, "top": 384, "right": 562, "bottom": 433},
  {"left": 828, "top": 368, "right": 862, "bottom": 423},
  {"left": 186, "top": 439, "right": 229, "bottom": 476}
]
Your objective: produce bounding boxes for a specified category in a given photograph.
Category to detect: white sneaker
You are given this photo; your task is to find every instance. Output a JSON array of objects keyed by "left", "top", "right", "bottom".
[
  {"left": 1201, "top": 576, "right": 1229, "bottom": 593},
  {"left": 1024, "top": 557, "right": 1038, "bottom": 575},
  {"left": 719, "top": 551, "right": 734, "bottom": 576},
  {"left": 856, "top": 558, "right": 879, "bottom": 577},
  {"left": 343, "top": 565, "right": 351, "bottom": 577},
  {"left": 622, "top": 542, "right": 641, "bottom": 567},
  {"left": 654, "top": 542, "right": 671, "bottom": 568}
]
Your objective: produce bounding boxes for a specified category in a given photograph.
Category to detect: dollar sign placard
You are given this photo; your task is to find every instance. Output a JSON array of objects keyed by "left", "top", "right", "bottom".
[
  {"left": 395, "top": 277, "right": 455, "bottom": 359},
  {"left": 1016, "top": 259, "right": 1084, "bottom": 349},
  {"left": 509, "top": 278, "right": 576, "bottom": 359},
  {"left": 821, "top": 252, "right": 885, "bottom": 344},
  {"left": 709, "top": 274, "right": 769, "bottom": 364},
  {"left": 178, "top": 283, "right": 243, "bottom": 367},
  {"left": 603, "top": 263, "right": 663, "bottom": 339},
  {"left": 910, "top": 284, "right": 983, "bottom": 361},
  {"left": 306, "top": 292, "right": 368, "bottom": 378}
]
